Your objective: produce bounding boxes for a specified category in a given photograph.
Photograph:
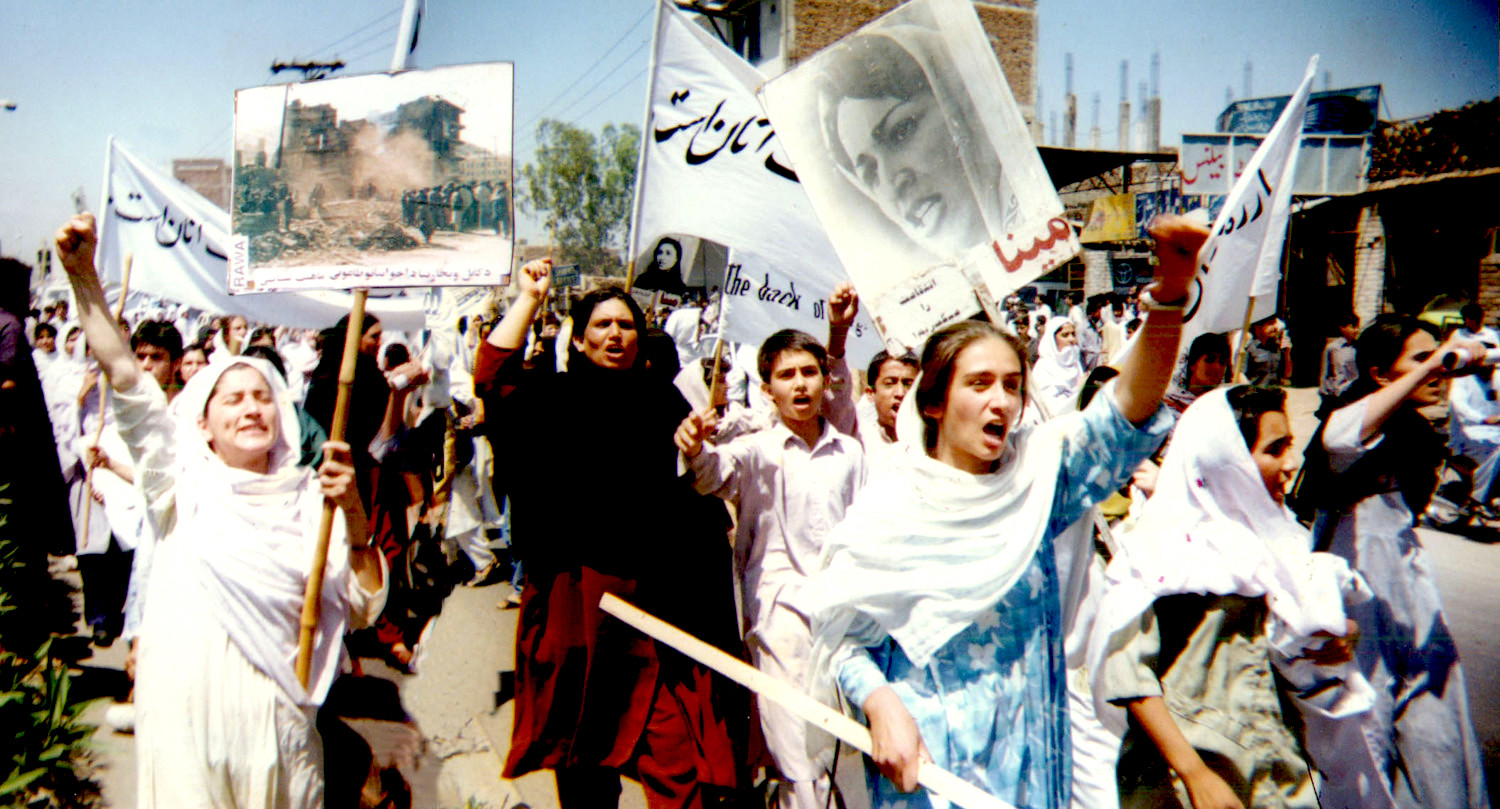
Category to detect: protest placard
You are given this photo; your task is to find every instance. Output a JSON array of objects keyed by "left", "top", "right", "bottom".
[
  {"left": 230, "top": 62, "right": 513, "bottom": 293},
  {"left": 758, "top": 0, "right": 1077, "bottom": 352}
]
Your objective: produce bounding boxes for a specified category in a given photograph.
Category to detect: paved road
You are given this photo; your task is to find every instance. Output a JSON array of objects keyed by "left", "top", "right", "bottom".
[
  {"left": 1418, "top": 526, "right": 1500, "bottom": 782},
  {"left": 78, "top": 577, "right": 649, "bottom": 809}
]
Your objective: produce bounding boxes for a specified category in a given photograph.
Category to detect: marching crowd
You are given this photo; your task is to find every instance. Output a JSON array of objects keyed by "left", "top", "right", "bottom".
[{"left": 0, "top": 211, "right": 1490, "bottom": 809}]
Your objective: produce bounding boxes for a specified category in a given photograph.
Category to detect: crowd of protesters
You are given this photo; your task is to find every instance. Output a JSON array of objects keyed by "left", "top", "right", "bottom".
[{"left": 0, "top": 210, "right": 1489, "bottom": 809}]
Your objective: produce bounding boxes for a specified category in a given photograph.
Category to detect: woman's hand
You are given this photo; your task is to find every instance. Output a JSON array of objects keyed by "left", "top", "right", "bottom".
[
  {"left": 1181, "top": 765, "right": 1245, "bottom": 809},
  {"left": 387, "top": 360, "right": 430, "bottom": 391},
  {"left": 54, "top": 214, "right": 99, "bottom": 282},
  {"left": 78, "top": 366, "right": 100, "bottom": 406},
  {"left": 1144, "top": 214, "right": 1208, "bottom": 304},
  {"left": 318, "top": 441, "right": 362, "bottom": 515},
  {"left": 674, "top": 407, "right": 718, "bottom": 459},
  {"left": 863, "top": 686, "right": 930, "bottom": 793},
  {"left": 1429, "top": 333, "right": 1490, "bottom": 380},
  {"left": 1131, "top": 459, "right": 1160, "bottom": 497},
  {"left": 86, "top": 445, "right": 134, "bottom": 482},
  {"left": 516, "top": 258, "right": 551, "bottom": 301}
]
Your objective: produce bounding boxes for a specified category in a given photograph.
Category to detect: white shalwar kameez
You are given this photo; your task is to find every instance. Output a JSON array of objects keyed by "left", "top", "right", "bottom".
[
  {"left": 113, "top": 358, "right": 386, "bottom": 809},
  {"left": 1315, "top": 400, "right": 1488, "bottom": 809}
]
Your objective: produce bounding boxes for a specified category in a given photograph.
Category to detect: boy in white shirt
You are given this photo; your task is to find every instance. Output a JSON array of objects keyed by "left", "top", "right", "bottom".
[
  {"left": 674, "top": 284, "right": 865, "bottom": 809},
  {"left": 856, "top": 350, "right": 918, "bottom": 467}
]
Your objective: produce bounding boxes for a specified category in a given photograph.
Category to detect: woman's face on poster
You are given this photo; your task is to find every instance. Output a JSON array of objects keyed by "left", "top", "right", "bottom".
[
  {"left": 833, "top": 76, "right": 983, "bottom": 258},
  {"left": 655, "top": 241, "right": 679, "bottom": 271}
]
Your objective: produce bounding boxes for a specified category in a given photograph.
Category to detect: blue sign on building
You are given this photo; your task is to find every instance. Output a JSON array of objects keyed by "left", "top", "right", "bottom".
[{"left": 1216, "top": 85, "right": 1381, "bottom": 135}]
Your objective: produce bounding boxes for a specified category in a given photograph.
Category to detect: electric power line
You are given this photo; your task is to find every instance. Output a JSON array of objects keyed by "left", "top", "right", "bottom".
[
  {"left": 565, "top": 66, "right": 649, "bottom": 128},
  {"left": 548, "top": 38, "right": 651, "bottom": 122},
  {"left": 330, "top": 22, "right": 401, "bottom": 63},
  {"left": 514, "top": 5, "right": 653, "bottom": 134},
  {"left": 306, "top": 6, "right": 403, "bottom": 60},
  {"left": 342, "top": 33, "right": 403, "bottom": 68},
  {"left": 192, "top": 120, "right": 235, "bottom": 158},
  {"left": 513, "top": 65, "right": 648, "bottom": 155}
]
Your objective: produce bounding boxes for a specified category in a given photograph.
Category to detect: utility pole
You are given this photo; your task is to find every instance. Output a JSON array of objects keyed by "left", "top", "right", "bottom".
[{"left": 269, "top": 60, "right": 346, "bottom": 81}]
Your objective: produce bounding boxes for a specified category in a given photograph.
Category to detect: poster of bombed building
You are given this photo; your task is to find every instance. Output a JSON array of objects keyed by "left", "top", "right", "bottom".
[
  {"left": 758, "top": 0, "right": 1076, "bottom": 352},
  {"left": 229, "top": 63, "right": 513, "bottom": 293}
]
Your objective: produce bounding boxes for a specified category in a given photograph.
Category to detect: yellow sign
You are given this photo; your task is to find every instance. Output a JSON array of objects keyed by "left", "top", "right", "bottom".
[{"left": 1079, "top": 193, "right": 1137, "bottom": 243}]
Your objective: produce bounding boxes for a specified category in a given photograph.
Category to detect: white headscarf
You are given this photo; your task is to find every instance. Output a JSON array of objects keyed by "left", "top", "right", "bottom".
[
  {"left": 1031, "top": 316, "right": 1083, "bottom": 413},
  {"left": 802, "top": 345, "right": 1077, "bottom": 674},
  {"left": 165, "top": 356, "right": 357, "bottom": 706},
  {"left": 1086, "top": 388, "right": 1370, "bottom": 728}
]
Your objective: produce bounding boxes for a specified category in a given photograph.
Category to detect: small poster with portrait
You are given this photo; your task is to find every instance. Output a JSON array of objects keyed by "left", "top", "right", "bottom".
[
  {"left": 759, "top": 0, "right": 1077, "bottom": 352},
  {"left": 631, "top": 233, "right": 702, "bottom": 294},
  {"left": 229, "top": 62, "right": 514, "bottom": 293}
]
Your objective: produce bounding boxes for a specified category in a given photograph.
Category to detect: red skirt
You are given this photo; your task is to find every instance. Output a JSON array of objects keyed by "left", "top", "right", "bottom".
[{"left": 504, "top": 567, "right": 738, "bottom": 794}]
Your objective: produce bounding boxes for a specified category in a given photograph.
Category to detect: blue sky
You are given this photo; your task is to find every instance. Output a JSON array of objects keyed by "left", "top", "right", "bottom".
[{"left": 2, "top": 0, "right": 1494, "bottom": 267}]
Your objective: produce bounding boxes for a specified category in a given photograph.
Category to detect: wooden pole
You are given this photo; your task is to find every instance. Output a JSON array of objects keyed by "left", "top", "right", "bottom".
[
  {"left": 706, "top": 338, "right": 726, "bottom": 407},
  {"left": 599, "top": 593, "right": 1014, "bottom": 809},
  {"left": 430, "top": 407, "right": 460, "bottom": 542},
  {"left": 82, "top": 253, "right": 132, "bottom": 534},
  {"left": 705, "top": 289, "right": 728, "bottom": 406},
  {"left": 1233, "top": 295, "right": 1258, "bottom": 382},
  {"left": 296, "top": 287, "right": 368, "bottom": 689}
]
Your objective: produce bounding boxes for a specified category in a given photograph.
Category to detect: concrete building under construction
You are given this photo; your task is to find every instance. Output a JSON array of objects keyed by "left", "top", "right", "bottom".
[{"left": 258, "top": 95, "right": 473, "bottom": 200}]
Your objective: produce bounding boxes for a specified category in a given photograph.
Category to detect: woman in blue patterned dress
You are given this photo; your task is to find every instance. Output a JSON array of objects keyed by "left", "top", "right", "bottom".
[{"left": 801, "top": 215, "right": 1206, "bottom": 809}]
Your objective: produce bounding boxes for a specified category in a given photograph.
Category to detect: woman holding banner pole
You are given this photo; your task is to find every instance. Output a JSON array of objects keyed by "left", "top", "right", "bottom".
[{"left": 54, "top": 214, "right": 387, "bottom": 809}]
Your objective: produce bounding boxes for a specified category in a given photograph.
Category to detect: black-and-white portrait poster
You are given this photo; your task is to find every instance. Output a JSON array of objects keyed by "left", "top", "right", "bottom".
[
  {"left": 229, "top": 63, "right": 513, "bottom": 293},
  {"left": 759, "top": 0, "right": 1077, "bottom": 351}
]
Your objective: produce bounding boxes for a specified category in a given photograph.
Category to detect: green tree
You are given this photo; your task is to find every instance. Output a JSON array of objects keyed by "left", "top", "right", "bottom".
[{"left": 518, "top": 119, "right": 640, "bottom": 274}]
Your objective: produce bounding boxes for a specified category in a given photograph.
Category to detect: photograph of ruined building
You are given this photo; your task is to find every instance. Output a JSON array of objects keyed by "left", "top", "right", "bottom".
[{"left": 231, "top": 62, "right": 513, "bottom": 290}]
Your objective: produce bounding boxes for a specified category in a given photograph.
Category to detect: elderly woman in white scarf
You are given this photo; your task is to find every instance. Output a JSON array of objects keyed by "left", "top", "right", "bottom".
[
  {"left": 1088, "top": 386, "right": 1376, "bottom": 809},
  {"left": 799, "top": 216, "right": 1204, "bottom": 809},
  {"left": 56, "top": 214, "right": 387, "bottom": 809},
  {"left": 1031, "top": 316, "right": 1085, "bottom": 416}
]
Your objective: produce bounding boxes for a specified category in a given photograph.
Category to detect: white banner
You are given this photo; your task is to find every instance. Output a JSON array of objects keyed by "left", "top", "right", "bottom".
[
  {"left": 1180, "top": 56, "right": 1318, "bottom": 341},
  {"left": 96, "top": 137, "right": 427, "bottom": 330},
  {"left": 722, "top": 248, "right": 883, "bottom": 372},
  {"left": 629, "top": 0, "right": 880, "bottom": 360}
]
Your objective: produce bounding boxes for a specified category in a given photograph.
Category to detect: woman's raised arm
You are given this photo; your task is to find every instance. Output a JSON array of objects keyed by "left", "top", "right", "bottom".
[
  {"left": 54, "top": 214, "right": 138, "bottom": 391},
  {"left": 487, "top": 259, "right": 551, "bottom": 355},
  {"left": 1114, "top": 215, "right": 1207, "bottom": 425}
]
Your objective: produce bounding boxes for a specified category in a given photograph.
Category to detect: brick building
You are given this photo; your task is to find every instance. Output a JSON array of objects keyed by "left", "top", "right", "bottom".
[
  {"left": 173, "top": 158, "right": 233, "bottom": 212},
  {"left": 1276, "top": 99, "right": 1500, "bottom": 385},
  {"left": 683, "top": 0, "right": 1036, "bottom": 120}
]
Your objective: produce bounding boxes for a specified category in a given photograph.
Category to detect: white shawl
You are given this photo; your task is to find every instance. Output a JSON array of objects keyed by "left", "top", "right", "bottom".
[
  {"left": 803, "top": 372, "right": 1072, "bottom": 681},
  {"left": 1086, "top": 388, "right": 1371, "bottom": 728},
  {"left": 1031, "top": 316, "right": 1084, "bottom": 414},
  {"left": 165, "top": 357, "right": 362, "bottom": 706}
]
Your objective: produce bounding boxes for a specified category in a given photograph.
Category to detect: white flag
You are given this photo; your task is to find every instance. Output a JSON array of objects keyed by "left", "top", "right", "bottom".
[
  {"left": 1180, "top": 56, "right": 1318, "bottom": 342},
  {"left": 96, "top": 137, "right": 426, "bottom": 330},
  {"left": 628, "top": 0, "right": 880, "bottom": 363}
]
